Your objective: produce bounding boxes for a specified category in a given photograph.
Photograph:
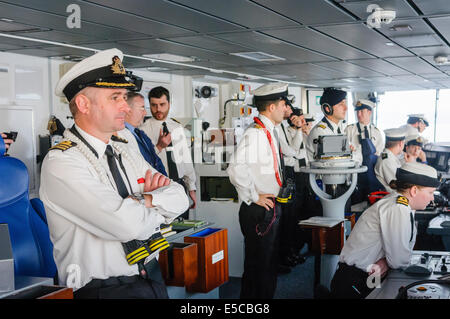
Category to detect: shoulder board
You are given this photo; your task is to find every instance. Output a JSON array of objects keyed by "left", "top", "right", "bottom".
[
  {"left": 111, "top": 135, "right": 128, "bottom": 143},
  {"left": 381, "top": 153, "right": 388, "bottom": 159},
  {"left": 50, "top": 140, "right": 76, "bottom": 152},
  {"left": 171, "top": 117, "right": 181, "bottom": 124},
  {"left": 318, "top": 124, "right": 327, "bottom": 129},
  {"left": 396, "top": 196, "right": 409, "bottom": 207},
  {"left": 254, "top": 123, "right": 263, "bottom": 129}
]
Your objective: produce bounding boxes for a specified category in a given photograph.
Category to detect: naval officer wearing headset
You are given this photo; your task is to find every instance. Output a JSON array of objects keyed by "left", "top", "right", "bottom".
[
  {"left": 40, "top": 49, "right": 189, "bottom": 298},
  {"left": 306, "top": 87, "right": 348, "bottom": 162},
  {"left": 228, "top": 82, "right": 292, "bottom": 299},
  {"left": 330, "top": 162, "right": 440, "bottom": 299}
]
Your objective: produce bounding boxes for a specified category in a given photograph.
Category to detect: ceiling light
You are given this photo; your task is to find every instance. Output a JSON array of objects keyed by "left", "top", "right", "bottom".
[
  {"left": 389, "top": 24, "right": 412, "bottom": 32},
  {"left": 147, "top": 66, "right": 170, "bottom": 72},
  {"left": 434, "top": 55, "right": 449, "bottom": 65},
  {"left": 385, "top": 42, "right": 395, "bottom": 46},
  {"left": 142, "top": 53, "right": 196, "bottom": 63},
  {"left": 230, "top": 51, "right": 285, "bottom": 62},
  {"left": 271, "top": 74, "right": 297, "bottom": 80}
]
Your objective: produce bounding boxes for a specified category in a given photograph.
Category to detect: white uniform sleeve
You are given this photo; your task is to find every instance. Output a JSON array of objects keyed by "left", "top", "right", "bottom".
[
  {"left": 40, "top": 151, "right": 189, "bottom": 243},
  {"left": 373, "top": 127, "right": 385, "bottom": 156},
  {"left": 279, "top": 125, "right": 306, "bottom": 160},
  {"left": 172, "top": 126, "right": 197, "bottom": 191},
  {"left": 380, "top": 157, "right": 397, "bottom": 191},
  {"left": 306, "top": 128, "right": 319, "bottom": 162},
  {"left": 227, "top": 129, "right": 260, "bottom": 205},
  {"left": 380, "top": 204, "right": 415, "bottom": 269}
]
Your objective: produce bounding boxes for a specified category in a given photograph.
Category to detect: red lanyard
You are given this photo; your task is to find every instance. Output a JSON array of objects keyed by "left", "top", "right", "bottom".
[{"left": 253, "top": 117, "right": 283, "bottom": 187}]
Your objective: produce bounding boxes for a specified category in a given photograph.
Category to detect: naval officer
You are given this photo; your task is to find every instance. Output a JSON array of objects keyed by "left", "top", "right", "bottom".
[
  {"left": 306, "top": 87, "right": 348, "bottom": 162},
  {"left": 228, "top": 82, "right": 291, "bottom": 299},
  {"left": 345, "top": 99, "right": 384, "bottom": 200},
  {"left": 375, "top": 128, "right": 413, "bottom": 192},
  {"left": 330, "top": 162, "right": 440, "bottom": 299},
  {"left": 140, "top": 86, "right": 197, "bottom": 218},
  {"left": 40, "top": 48, "right": 189, "bottom": 298}
]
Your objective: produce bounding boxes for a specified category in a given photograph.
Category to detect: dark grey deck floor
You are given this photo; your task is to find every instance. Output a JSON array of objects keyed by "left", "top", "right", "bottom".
[{"left": 219, "top": 254, "right": 315, "bottom": 299}]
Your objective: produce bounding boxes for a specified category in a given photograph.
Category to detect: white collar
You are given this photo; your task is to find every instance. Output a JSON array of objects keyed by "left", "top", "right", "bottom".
[
  {"left": 259, "top": 114, "right": 275, "bottom": 132},
  {"left": 74, "top": 124, "right": 111, "bottom": 158}
]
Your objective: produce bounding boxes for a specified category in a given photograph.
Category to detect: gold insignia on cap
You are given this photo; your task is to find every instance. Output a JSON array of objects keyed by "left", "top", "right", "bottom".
[
  {"left": 416, "top": 137, "right": 424, "bottom": 143},
  {"left": 50, "top": 140, "right": 77, "bottom": 152},
  {"left": 396, "top": 195, "right": 409, "bottom": 207},
  {"left": 356, "top": 101, "right": 362, "bottom": 106},
  {"left": 111, "top": 56, "right": 126, "bottom": 75}
]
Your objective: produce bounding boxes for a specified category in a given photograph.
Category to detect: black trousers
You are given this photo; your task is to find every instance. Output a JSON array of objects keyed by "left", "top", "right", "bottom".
[
  {"left": 330, "top": 262, "right": 374, "bottom": 299},
  {"left": 74, "top": 260, "right": 169, "bottom": 299},
  {"left": 294, "top": 172, "right": 322, "bottom": 251},
  {"left": 239, "top": 202, "right": 281, "bottom": 299}
]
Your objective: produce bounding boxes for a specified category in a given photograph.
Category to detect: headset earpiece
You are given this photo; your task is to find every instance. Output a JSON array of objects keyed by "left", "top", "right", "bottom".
[{"left": 321, "top": 103, "right": 333, "bottom": 116}]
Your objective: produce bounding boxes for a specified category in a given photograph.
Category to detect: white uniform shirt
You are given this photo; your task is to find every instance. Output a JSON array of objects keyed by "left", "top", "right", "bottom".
[
  {"left": 140, "top": 117, "right": 196, "bottom": 191},
  {"left": 374, "top": 148, "right": 402, "bottom": 192},
  {"left": 39, "top": 125, "right": 189, "bottom": 290},
  {"left": 227, "top": 115, "right": 282, "bottom": 205},
  {"left": 277, "top": 123, "right": 307, "bottom": 172},
  {"left": 345, "top": 122, "right": 384, "bottom": 164},
  {"left": 339, "top": 193, "right": 417, "bottom": 271},
  {"left": 306, "top": 117, "right": 346, "bottom": 162}
]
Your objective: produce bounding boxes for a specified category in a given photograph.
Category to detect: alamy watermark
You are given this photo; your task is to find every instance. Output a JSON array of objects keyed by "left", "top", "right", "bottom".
[{"left": 66, "top": 4, "right": 81, "bottom": 29}]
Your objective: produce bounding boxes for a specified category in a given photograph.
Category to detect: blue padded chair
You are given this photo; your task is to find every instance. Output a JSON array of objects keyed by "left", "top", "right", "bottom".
[{"left": 0, "top": 138, "right": 56, "bottom": 278}]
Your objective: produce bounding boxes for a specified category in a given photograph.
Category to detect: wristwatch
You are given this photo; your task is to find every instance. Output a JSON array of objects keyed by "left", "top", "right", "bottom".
[{"left": 131, "top": 193, "right": 146, "bottom": 206}]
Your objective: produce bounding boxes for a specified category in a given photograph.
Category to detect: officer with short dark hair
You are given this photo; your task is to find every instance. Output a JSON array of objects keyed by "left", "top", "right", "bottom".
[{"left": 228, "top": 82, "right": 292, "bottom": 299}]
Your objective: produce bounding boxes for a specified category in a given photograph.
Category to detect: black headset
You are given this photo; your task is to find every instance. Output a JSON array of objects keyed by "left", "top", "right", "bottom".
[{"left": 321, "top": 102, "right": 333, "bottom": 116}]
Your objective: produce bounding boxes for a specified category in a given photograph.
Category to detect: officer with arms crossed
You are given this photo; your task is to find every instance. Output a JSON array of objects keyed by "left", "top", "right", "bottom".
[
  {"left": 228, "top": 82, "right": 291, "bottom": 299},
  {"left": 40, "top": 49, "right": 189, "bottom": 299},
  {"left": 306, "top": 87, "right": 348, "bottom": 162},
  {"left": 330, "top": 162, "right": 440, "bottom": 299},
  {"left": 140, "top": 86, "right": 197, "bottom": 218}
]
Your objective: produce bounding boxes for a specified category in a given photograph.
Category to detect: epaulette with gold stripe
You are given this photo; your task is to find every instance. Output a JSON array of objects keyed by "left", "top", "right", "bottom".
[
  {"left": 396, "top": 195, "right": 409, "bottom": 207},
  {"left": 111, "top": 135, "right": 128, "bottom": 143},
  {"left": 318, "top": 124, "right": 327, "bottom": 129},
  {"left": 50, "top": 140, "right": 76, "bottom": 152},
  {"left": 171, "top": 117, "right": 181, "bottom": 124}
]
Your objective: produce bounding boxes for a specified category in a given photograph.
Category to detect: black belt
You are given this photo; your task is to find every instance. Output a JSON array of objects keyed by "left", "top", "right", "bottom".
[{"left": 83, "top": 275, "right": 140, "bottom": 289}]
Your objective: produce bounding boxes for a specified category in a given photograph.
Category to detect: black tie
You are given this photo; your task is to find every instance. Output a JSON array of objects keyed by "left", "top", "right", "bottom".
[
  {"left": 105, "top": 145, "right": 129, "bottom": 199},
  {"left": 273, "top": 129, "right": 283, "bottom": 182},
  {"left": 364, "top": 125, "right": 370, "bottom": 140},
  {"left": 162, "top": 122, "right": 179, "bottom": 181}
]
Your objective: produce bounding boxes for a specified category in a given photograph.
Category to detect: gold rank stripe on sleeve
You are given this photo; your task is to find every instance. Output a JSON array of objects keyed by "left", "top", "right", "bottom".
[
  {"left": 50, "top": 140, "right": 77, "bottom": 152},
  {"left": 396, "top": 195, "right": 409, "bottom": 206},
  {"left": 125, "top": 237, "right": 170, "bottom": 265},
  {"left": 126, "top": 248, "right": 150, "bottom": 265}
]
